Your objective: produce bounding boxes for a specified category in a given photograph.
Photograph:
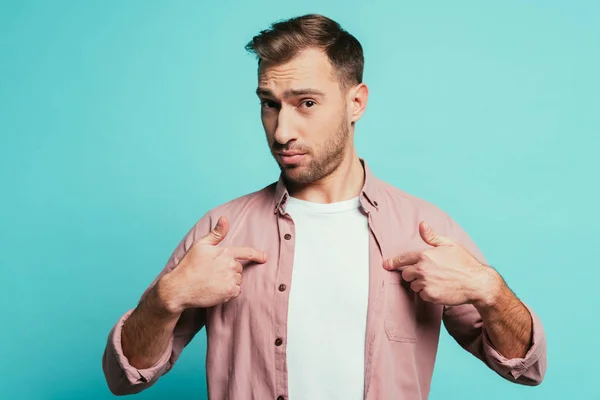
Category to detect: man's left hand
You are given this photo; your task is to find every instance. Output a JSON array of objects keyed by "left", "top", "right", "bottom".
[{"left": 383, "top": 221, "right": 502, "bottom": 307}]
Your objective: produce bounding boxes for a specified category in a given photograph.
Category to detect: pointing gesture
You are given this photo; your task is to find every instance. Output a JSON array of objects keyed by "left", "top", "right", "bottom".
[
  {"left": 159, "top": 216, "right": 267, "bottom": 314},
  {"left": 197, "top": 216, "right": 267, "bottom": 263},
  {"left": 383, "top": 222, "right": 500, "bottom": 306}
]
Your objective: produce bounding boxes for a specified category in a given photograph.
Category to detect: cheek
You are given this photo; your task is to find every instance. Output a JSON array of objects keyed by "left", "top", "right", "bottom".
[{"left": 310, "top": 113, "right": 338, "bottom": 138}]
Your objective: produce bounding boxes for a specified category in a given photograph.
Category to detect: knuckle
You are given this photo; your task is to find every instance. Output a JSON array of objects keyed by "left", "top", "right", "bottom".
[
  {"left": 423, "top": 288, "right": 436, "bottom": 301},
  {"left": 231, "top": 285, "right": 241, "bottom": 297},
  {"left": 401, "top": 269, "right": 410, "bottom": 281},
  {"left": 228, "top": 284, "right": 237, "bottom": 295},
  {"left": 221, "top": 248, "right": 230, "bottom": 257}
]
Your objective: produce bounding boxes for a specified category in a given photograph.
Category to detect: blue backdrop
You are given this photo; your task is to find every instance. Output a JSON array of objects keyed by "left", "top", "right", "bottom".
[{"left": 1, "top": 1, "right": 598, "bottom": 399}]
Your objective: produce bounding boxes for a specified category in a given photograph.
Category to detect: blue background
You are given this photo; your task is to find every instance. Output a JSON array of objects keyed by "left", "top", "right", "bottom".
[{"left": 1, "top": 1, "right": 598, "bottom": 399}]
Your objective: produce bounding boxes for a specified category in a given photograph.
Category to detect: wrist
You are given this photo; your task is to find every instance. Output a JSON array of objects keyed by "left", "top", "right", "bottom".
[
  {"left": 152, "top": 273, "right": 185, "bottom": 317},
  {"left": 471, "top": 267, "right": 505, "bottom": 311}
]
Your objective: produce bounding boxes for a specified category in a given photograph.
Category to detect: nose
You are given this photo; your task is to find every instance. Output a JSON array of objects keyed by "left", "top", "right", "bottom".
[{"left": 273, "top": 107, "right": 297, "bottom": 145}]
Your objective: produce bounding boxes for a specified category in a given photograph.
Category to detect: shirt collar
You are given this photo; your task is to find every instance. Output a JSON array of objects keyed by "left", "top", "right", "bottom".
[{"left": 274, "top": 158, "right": 380, "bottom": 214}]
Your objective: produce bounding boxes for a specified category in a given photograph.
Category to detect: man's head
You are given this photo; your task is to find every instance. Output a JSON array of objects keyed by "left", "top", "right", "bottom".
[{"left": 246, "top": 14, "right": 368, "bottom": 186}]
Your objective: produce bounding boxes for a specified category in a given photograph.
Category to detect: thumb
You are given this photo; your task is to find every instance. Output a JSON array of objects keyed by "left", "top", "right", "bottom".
[
  {"left": 419, "top": 221, "right": 453, "bottom": 247},
  {"left": 199, "top": 216, "right": 229, "bottom": 246}
]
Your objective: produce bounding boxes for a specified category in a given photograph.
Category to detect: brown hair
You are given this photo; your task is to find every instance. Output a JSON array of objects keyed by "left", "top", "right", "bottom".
[{"left": 245, "top": 14, "right": 364, "bottom": 90}]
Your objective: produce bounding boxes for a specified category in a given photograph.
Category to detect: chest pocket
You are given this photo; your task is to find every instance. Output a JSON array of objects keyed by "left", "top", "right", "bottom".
[{"left": 384, "top": 273, "right": 418, "bottom": 343}]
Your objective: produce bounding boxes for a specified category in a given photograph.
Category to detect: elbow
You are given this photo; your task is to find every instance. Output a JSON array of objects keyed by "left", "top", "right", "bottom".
[
  {"left": 506, "top": 354, "right": 547, "bottom": 387},
  {"left": 522, "top": 359, "right": 547, "bottom": 387},
  {"left": 105, "top": 380, "right": 131, "bottom": 397},
  {"left": 102, "top": 349, "right": 145, "bottom": 396},
  {"left": 102, "top": 370, "right": 146, "bottom": 397},
  {"left": 512, "top": 373, "right": 545, "bottom": 387}
]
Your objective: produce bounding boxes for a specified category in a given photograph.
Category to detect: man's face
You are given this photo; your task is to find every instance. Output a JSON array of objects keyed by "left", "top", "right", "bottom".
[{"left": 256, "top": 48, "right": 353, "bottom": 185}]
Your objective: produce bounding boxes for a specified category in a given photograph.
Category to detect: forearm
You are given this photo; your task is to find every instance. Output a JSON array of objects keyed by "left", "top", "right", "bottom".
[
  {"left": 474, "top": 274, "right": 533, "bottom": 359},
  {"left": 121, "top": 279, "right": 182, "bottom": 369}
]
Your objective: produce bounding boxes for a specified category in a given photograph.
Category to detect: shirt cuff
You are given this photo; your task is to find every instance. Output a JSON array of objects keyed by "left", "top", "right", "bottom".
[
  {"left": 109, "top": 309, "right": 174, "bottom": 384},
  {"left": 481, "top": 302, "right": 545, "bottom": 380}
]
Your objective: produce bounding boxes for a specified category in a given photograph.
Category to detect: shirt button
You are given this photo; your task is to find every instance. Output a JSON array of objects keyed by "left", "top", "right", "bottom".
[
  {"left": 284, "top": 233, "right": 292, "bottom": 240},
  {"left": 275, "top": 338, "right": 283, "bottom": 346},
  {"left": 278, "top": 284, "right": 287, "bottom": 292}
]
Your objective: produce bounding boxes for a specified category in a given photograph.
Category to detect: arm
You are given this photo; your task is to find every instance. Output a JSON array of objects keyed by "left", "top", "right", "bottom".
[
  {"left": 102, "top": 304, "right": 206, "bottom": 395},
  {"left": 102, "top": 214, "right": 267, "bottom": 395},
  {"left": 101, "top": 217, "right": 210, "bottom": 395},
  {"left": 474, "top": 272, "right": 533, "bottom": 359},
  {"left": 120, "top": 283, "right": 181, "bottom": 371},
  {"left": 443, "top": 218, "right": 547, "bottom": 385}
]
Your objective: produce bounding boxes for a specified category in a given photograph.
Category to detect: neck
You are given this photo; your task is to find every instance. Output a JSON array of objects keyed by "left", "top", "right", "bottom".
[{"left": 286, "top": 147, "right": 365, "bottom": 204}]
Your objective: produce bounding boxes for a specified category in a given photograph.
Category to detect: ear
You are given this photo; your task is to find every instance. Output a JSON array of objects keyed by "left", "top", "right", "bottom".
[{"left": 349, "top": 83, "right": 369, "bottom": 123}]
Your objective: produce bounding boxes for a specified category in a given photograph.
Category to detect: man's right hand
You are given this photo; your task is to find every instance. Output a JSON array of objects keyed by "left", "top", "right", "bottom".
[{"left": 157, "top": 216, "right": 267, "bottom": 314}]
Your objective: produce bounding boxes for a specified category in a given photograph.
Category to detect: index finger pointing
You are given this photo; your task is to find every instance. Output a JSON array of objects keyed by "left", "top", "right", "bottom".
[
  {"left": 229, "top": 246, "right": 267, "bottom": 263},
  {"left": 384, "top": 251, "right": 421, "bottom": 271}
]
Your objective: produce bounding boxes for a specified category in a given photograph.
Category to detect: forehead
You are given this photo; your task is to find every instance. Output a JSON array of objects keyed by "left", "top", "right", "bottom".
[{"left": 258, "top": 48, "right": 338, "bottom": 92}]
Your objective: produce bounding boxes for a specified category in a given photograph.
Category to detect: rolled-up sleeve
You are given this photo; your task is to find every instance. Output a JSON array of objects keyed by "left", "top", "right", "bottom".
[
  {"left": 442, "top": 214, "right": 547, "bottom": 385},
  {"left": 101, "top": 213, "right": 213, "bottom": 395},
  {"left": 443, "top": 301, "right": 547, "bottom": 385},
  {"left": 102, "top": 309, "right": 175, "bottom": 395},
  {"left": 481, "top": 303, "right": 547, "bottom": 383}
]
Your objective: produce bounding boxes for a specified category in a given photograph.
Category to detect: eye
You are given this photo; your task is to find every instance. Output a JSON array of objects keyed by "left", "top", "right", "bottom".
[
  {"left": 300, "top": 100, "right": 316, "bottom": 108},
  {"left": 260, "top": 100, "right": 279, "bottom": 110}
]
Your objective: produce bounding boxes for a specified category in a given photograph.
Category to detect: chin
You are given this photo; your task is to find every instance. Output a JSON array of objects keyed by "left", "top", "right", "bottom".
[
  {"left": 282, "top": 166, "right": 323, "bottom": 186},
  {"left": 280, "top": 165, "right": 302, "bottom": 178}
]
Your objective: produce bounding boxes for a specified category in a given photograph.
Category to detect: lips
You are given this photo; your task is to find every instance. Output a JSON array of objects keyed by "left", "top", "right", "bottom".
[{"left": 278, "top": 152, "right": 306, "bottom": 165}]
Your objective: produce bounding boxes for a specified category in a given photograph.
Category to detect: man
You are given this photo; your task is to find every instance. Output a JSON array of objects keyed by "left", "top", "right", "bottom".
[{"left": 102, "top": 14, "right": 546, "bottom": 399}]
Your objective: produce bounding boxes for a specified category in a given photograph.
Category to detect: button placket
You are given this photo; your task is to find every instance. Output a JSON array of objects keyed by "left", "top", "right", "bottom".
[{"left": 274, "top": 214, "right": 295, "bottom": 399}]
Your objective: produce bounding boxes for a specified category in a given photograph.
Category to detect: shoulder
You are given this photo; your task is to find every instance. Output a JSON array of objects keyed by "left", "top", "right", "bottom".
[
  {"left": 207, "top": 182, "right": 277, "bottom": 218},
  {"left": 375, "top": 177, "right": 486, "bottom": 260},
  {"left": 161, "top": 182, "right": 278, "bottom": 269},
  {"left": 375, "top": 177, "right": 453, "bottom": 227},
  {"left": 187, "top": 182, "right": 278, "bottom": 238}
]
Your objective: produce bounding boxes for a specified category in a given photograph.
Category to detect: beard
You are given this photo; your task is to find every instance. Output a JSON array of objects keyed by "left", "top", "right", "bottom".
[{"left": 273, "top": 112, "right": 351, "bottom": 186}]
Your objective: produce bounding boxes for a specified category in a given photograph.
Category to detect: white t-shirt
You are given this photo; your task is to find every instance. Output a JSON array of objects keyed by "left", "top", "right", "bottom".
[{"left": 285, "top": 195, "right": 370, "bottom": 399}]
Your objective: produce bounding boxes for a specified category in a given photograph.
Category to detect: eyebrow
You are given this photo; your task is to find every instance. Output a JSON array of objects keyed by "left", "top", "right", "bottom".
[{"left": 256, "top": 88, "right": 326, "bottom": 98}]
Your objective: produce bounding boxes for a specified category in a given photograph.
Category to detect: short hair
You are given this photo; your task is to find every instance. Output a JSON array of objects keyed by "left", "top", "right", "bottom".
[{"left": 245, "top": 14, "right": 364, "bottom": 90}]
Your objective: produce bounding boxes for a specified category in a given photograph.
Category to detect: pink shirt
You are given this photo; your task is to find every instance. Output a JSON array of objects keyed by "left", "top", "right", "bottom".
[{"left": 102, "top": 160, "right": 547, "bottom": 399}]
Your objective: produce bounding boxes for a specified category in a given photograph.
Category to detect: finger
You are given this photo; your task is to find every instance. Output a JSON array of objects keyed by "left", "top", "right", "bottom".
[
  {"left": 419, "top": 221, "right": 454, "bottom": 247},
  {"left": 226, "top": 259, "right": 243, "bottom": 273},
  {"left": 401, "top": 266, "right": 421, "bottom": 282},
  {"left": 383, "top": 251, "right": 420, "bottom": 270},
  {"left": 410, "top": 279, "right": 425, "bottom": 293},
  {"left": 198, "top": 216, "right": 229, "bottom": 246},
  {"left": 233, "top": 261, "right": 243, "bottom": 274},
  {"left": 229, "top": 246, "right": 267, "bottom": 263},
  {"left": 225, "top": 284, "right": 241, "bottom": 302},
  {"left": 235, "top": 273, "right": 242, "bottom": 285}
]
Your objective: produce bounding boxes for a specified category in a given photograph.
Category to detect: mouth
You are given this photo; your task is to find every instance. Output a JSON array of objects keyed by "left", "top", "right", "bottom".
[{"left": 278, "top": 152, "right": 306, "bottom": 165}]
